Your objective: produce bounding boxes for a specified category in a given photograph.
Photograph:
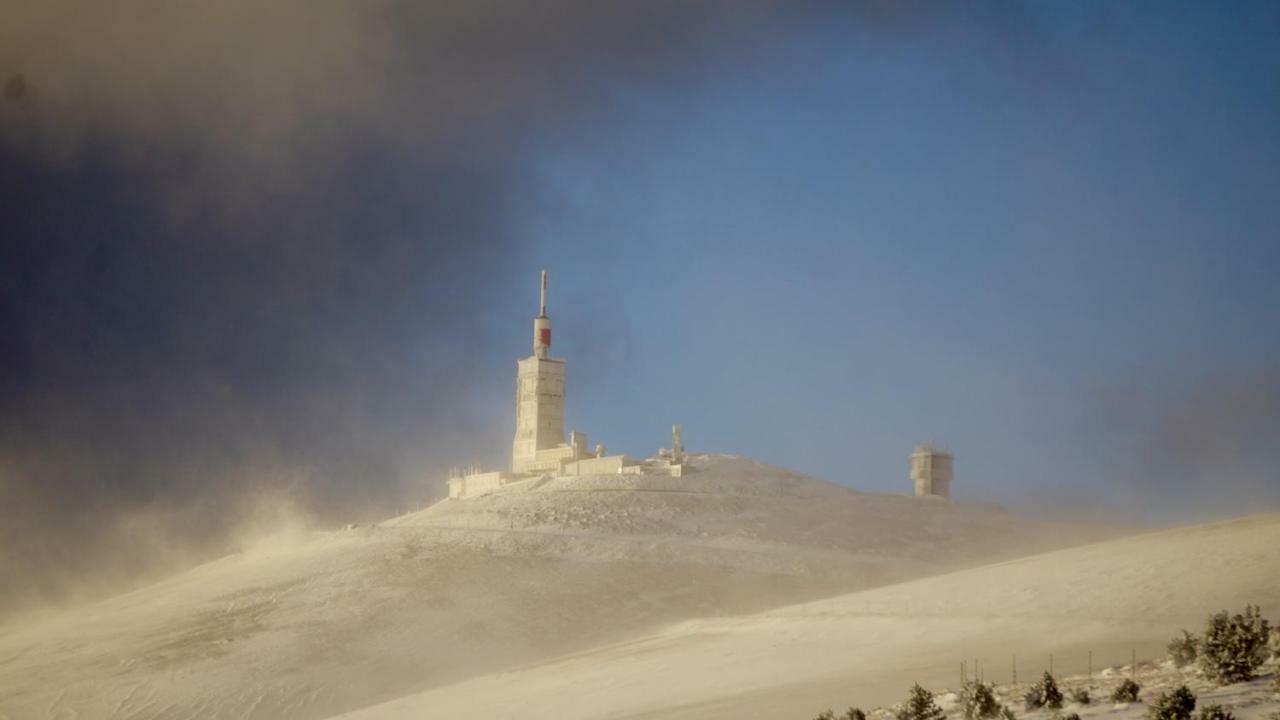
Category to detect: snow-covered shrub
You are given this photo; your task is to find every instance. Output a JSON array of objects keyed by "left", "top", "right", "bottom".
[
  {"left": 1147, "top": 685, "right": 1196, "bottom": 720},
  {"left": 1111, "top": 679, "right": 1141, "bottom": 703},
  {"left": 960, "top": 681, "right": 1002, "bottom": 720},
  {"left": 1022, "top": 686, "right": 1038, "bottom": 711},
  {"left": 817, "top": 710, "right": 866, "bottom": 720},
  {"left": 1067, "top": 687, "right": 1091, "bottom": 705},
  {"left": 1168, "top": 630, "right": 1199, "bottom": 668},
  {"left": 1024, "top": 672, "right": 1063, "bottom": 711},
  {"left": 1196, "top": 704, "right": 1233, "bottom": 720},
  {"left": 1000, "top": 705, "right": 1017, "bottom": 720},
  {"left": 897, "top": 684, "right": 946, "bottom": 720},
  {"left": 1198, "top": 605, "right": 1271, "bottom": 684}
]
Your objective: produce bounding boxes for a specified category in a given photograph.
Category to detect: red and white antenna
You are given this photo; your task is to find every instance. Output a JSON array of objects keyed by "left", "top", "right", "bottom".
[{"left": 533, "top": 270, "right": 552, "bottom": 357}]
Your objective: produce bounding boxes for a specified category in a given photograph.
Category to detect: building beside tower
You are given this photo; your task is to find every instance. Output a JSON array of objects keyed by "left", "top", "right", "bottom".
[{"left": 447, "top": 270, "right": 688, "bottom": 499}]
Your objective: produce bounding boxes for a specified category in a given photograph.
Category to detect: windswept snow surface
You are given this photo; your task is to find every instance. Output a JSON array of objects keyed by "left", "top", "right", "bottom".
[
  {"left": 1, "top": 455, "right": 1124, "bottom": 719},
  {"left": 333, "top": 511, "right": 1280, "bottom": 720}
]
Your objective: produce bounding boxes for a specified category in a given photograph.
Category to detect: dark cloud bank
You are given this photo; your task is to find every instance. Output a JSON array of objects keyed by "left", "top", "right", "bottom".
[
  {"left": 3, "top": 2, "right": 1277, "bottom": 619},
  {"left": 0, "top": 0, "right": 833, "bottom": 617}
]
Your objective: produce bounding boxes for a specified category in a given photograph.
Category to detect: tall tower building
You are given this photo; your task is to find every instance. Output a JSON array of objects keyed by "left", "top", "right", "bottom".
[
  {"left": 512, "top": 271, "right": 568, "bottom": 473},
  {"left": 910, "top": 444, "right": 953, "bottom": 498}
]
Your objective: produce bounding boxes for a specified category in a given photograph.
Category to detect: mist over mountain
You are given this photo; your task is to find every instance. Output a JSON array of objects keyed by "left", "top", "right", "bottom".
[{"left": 2, "top": 1, "right": 1278, "bottom": 624}]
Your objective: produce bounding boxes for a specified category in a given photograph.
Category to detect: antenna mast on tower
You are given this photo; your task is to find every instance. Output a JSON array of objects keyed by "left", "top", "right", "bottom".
[
  {"left": 533, "top": 270, "right": 552, "bottom": 358},
  {"left": 539, "top": 269, "right": 548, "bottom": 317}
]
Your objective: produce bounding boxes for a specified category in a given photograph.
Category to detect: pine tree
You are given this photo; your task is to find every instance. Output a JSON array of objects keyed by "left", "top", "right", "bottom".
[
  {"left": 1025, "top": 671, "right": 1063, "bottom": 710},
  {"left": 897, "top": 684, "right": 946, "bottom": 720},
  {"left": 1147, "top": 685, "right": 1196, "bottom": 720},
  {"left": 1111, "top": 679, "right": 1141, "bottom": 703},
  {"left": 1041, "top": 672, "right": 1063, "bottom": 710},
  {"left": 961, "top": 681, "right": 1002, "bottom": 720},
  {"left": 1198, "top": 605, "right": 1271, "bottom": 684},
  {"left": 844, "top": 709, "right": 867, "bottom": 720},
  {"left": 1197, "top": 705, "right": 1234, "bottom": 720},
  {"left": 1168, "top": 630, "right": 1199, "bottom": 668},
  {"left": 1068, "top": 687, "right": 1091, "bottom": 705},
  {"left": 1023, "top": 684, "right": 1041, "bottom": 712}
]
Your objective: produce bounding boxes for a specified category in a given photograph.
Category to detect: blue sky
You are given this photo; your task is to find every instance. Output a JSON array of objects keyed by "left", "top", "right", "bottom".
[{"left": 462, "top": 3, "right": 1280, "bottom": 518}]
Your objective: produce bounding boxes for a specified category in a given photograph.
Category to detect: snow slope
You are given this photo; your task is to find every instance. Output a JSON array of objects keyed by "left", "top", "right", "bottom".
[
  {"left": 0, "top": 455, "right": 1114, "bottom": 720},
  {"left": 333, "top": 512, "right": 1280, "bottom": 720}
]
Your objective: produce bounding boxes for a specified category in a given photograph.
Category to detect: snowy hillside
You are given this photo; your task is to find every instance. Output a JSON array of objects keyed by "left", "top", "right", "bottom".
[
  {"left": 334, "top": 512, "right": 1280, "bottom": 720},
  {"left": 0, "top": 455, "right": 1114, "bottom": 720},
  {"left": 389, "top": 454, "right": 1103, "bottom": 580}
]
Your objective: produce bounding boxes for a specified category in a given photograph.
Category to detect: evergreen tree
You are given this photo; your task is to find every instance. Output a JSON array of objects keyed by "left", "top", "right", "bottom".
[
  {"left": 1147, "top": 685, "right": 1196, "bottom": 720},
  {"left": 1025, "top": 672, "right": 1063, "bottom": 711},
  {"left": 961, "top": 681, "right": 1002, "bottom": 720},
  {"left": 1198, "top": 605, "right": 1271, "bottom": 684},
  {"left": 1023, "top": 685, "right": 1042, "bottom": 712},
  {"left": 1111, "top": 679, "right": 1141, "bottom": 703},
  {"left": 1042, "top": 672, "right": 1064, "bottom": 709},
  {"left": 1168, "top": 630, "right": 1199, "bottom": 668},
  {"left": 897, "top": 684, "right": 946, "bottom": 720},
  {"left": 1068, "top": 687, "right": 1091, "bottom": 705},
  {"left": 844, "top": 709, "right": 867, "bottom": 720},
  {"left": 1196, "top": 705, "right": 1234, "bottom": 720}
]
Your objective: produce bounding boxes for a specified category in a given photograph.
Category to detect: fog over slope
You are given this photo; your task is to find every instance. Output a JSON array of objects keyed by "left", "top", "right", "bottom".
[
  {"left": 4, "top": 0, "right": 1278, "bottom": 627},
  {"left": 337, "top": 511, "right": 1280, "bottom": 720},
  {"left": 0, "top": 0, "right": 843, "bottom": 617},
  {"left": 0, "top": 456, "right": 1121, "bottom": 720}
]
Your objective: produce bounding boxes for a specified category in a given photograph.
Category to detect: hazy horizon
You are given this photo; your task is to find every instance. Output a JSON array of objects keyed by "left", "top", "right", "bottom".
[{"left": 2, "top": 1, "right": 1278, "bottom": 615}]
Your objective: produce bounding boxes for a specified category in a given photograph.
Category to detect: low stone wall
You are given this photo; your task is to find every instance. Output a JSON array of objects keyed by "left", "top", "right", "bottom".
[
  {"left": 452, "top": 471, "right": 517, "bottom": 498},
  {"left": 561, "top": 455, "right": 635, "bottom": 476}
]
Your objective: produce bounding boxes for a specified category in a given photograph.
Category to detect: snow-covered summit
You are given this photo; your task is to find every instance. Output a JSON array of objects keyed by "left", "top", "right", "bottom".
[{"left": 0, "top": 454, "right": 1123, "bottom": 720}]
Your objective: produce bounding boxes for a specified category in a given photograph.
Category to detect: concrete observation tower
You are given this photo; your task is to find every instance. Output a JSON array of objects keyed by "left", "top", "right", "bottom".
[
  {"left": 512, "top": 270, "right": 571, "bottom": 473},
  {"left": 446, "top": 270, "right": 691, "bottom": 499}
]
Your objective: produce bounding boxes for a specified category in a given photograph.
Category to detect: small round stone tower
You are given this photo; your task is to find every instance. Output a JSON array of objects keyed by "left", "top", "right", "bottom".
[{"left": 909, "top": 444, "right": 953, "bottom": 498}]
